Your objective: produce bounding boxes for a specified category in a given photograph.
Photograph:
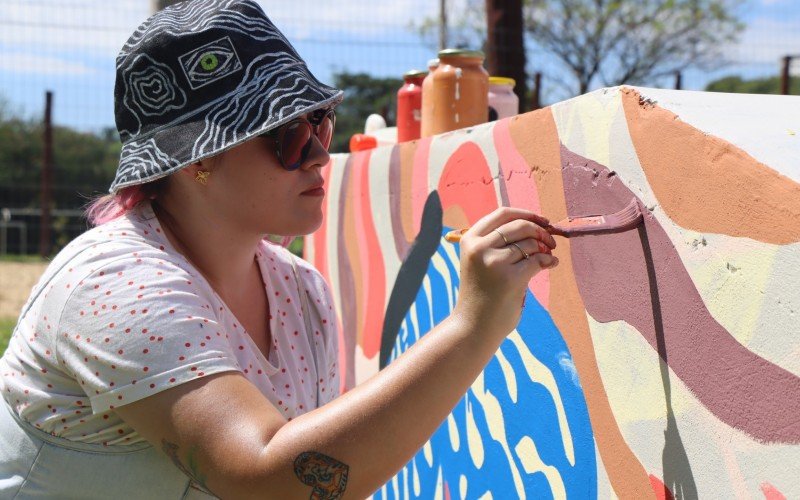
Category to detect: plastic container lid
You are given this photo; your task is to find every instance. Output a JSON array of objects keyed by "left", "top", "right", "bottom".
[
  {"left": 437, "top": 48, "right": 485, "bottom": 59},
  {"left": 489, "top": 76, "right": 516, "bottom": 87},
  {"left": 403, "top": 69, "right": 427, "bottom": 79}
]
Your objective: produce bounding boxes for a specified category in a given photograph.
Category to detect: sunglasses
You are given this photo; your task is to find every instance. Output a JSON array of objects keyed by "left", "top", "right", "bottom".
[{"left": 261, "top": 109, "right": 336, "bottom": 170}]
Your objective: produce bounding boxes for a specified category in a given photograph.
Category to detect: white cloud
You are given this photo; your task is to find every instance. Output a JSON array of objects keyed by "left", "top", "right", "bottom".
[{"left": 0, "top": 52, "right": 96, "bottom": 75}]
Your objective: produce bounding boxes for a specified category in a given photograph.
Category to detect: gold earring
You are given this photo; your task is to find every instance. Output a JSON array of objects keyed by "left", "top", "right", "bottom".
[{"left": 195, "top": 170, "right": 211, "bottom": 185}]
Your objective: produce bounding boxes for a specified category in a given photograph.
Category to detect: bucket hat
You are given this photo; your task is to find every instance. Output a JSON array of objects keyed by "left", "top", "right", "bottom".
[{"left": 110, "top": 0, "right": 343, "bottom": 193}]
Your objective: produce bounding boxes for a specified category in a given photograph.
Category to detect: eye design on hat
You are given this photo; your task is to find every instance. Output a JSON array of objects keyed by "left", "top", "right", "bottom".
[{"left": 179, "top": 36, "right": 243, "bottom": 90}]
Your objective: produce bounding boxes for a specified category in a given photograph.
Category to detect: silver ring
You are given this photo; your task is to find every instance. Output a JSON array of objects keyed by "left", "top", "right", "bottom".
[
  {"left": 510, "top": 242, "right": 529, "bottom": 260},
  {"left": 494, "top": 228, "right": 510, "bottom": 246}
]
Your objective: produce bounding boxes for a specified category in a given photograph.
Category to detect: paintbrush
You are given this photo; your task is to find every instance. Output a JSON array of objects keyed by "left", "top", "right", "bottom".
[{"left": 444, "top": 198, "right": 643, "bottom": 243}]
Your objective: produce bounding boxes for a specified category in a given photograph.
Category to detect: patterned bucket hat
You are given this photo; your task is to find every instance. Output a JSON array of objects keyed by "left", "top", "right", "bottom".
[{"left": 110, "top": 0, "right": 343, "bottom": 193}]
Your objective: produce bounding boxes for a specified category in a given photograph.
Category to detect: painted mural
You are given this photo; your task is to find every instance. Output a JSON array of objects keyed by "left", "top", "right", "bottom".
[{"left": 304, "top": 86, "right": 800, "bottom": 499}]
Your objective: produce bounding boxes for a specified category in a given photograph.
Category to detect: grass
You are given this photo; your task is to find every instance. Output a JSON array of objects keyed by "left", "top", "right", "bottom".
[
  {"left": 0, "top": 318, "right": 16, "bottom": 356},
  {"left": 0, "top": 254, "right": 49, "bottom": 264}
]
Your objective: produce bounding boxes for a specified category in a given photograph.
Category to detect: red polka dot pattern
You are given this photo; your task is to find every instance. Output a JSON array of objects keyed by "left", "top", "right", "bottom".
[{"left": 0, "top": 203, "right": 339, "bottom": 445}]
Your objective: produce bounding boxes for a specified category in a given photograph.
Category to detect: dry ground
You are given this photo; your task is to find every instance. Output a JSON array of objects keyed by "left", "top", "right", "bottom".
[{"left": 0, "top": 261, "right": 49, "bottom": 320}]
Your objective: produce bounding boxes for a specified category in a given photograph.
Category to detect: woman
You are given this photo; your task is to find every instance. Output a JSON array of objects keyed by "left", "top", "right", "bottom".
[{"left": 0, "top": 1, "right": 558, "bottom": 498}]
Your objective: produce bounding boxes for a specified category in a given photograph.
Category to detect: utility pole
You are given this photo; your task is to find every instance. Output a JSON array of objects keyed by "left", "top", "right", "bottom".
[
  {"left": 439, "top": 0, "right": 448, "bottom": 51},
  {"left": 485, "top": 0, "right": 527, "bottom": 112},
  {"left": 40, "top": 91, "right": 53, "bottom": 258}
]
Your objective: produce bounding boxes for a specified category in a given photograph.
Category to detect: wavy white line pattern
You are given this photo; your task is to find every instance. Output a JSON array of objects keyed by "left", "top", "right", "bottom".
[{"left": 110, "top": 0, "right": 342, "bottom": 192}]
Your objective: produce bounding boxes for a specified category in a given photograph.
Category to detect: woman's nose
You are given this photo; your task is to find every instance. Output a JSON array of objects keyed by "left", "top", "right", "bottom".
[{"left": 301, "top": 134, "right": 331, "bottom": 170}]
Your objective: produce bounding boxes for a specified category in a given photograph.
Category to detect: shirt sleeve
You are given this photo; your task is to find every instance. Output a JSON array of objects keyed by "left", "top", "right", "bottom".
[{"left": 56, "top": 256, "right": 241, "bottom": 413}]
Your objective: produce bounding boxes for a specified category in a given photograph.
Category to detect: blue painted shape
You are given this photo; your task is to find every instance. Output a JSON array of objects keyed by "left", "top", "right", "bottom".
[{"left": 375, "top": 228, "right": 597, "bottom": 499}]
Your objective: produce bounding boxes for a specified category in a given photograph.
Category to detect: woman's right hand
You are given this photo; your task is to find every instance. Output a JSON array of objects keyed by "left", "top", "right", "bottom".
[{"left": 452, "top": 207, "right": 558, "bottom": 338}]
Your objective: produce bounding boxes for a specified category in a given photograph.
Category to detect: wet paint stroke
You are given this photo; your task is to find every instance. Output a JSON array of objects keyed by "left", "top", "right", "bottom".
[
  {"left": 310, "top": 86, "right": 799, "bottom": 499},
  {"left": 561, "top": 145, "right": 800, "bottom": 444}
]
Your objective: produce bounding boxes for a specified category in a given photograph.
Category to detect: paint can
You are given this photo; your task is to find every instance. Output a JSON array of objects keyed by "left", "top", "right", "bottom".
[
  {"left": 420, "top": 58, "right": 439, "bottom": 138},
  {"left": 397, "top": 70, "right": 426, "bottom": 142},
  {"left": 488, "top": 76, "right": 518, "bottom": 121},
  {"left": 425, "top": 49, "right": 489, "bottom": 136}
]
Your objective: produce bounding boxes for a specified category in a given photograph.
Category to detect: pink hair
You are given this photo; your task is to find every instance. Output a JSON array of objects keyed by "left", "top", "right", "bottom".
[{"left": 85, "top": 185, "right": 151, "bottom": 226}]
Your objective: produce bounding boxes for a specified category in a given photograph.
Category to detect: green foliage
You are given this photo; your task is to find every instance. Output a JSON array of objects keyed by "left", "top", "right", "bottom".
[
  {"left": 0, "top": 99, "right": 120, "bottom": 210},
  {"left": 330, "top": 71, "right": 403, "bottom": 154},
  {"left": 705, "top": 75, "right": 800, "bottom": 95},
  {"left": 0, "top": 318, "right": 16, "bottom": 356},
  {"left": 414, "top": 0, "right": 746, "bottom": 96}
]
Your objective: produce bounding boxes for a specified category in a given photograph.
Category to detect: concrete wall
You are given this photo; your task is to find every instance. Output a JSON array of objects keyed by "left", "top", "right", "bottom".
[{"left": 305, "top": 86, "right": 800, "bottom": 499}]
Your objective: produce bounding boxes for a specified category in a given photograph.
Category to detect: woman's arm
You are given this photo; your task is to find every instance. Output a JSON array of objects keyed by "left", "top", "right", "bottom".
[{"left": 115, "top": 207, "right": 558, "bottom": 499}]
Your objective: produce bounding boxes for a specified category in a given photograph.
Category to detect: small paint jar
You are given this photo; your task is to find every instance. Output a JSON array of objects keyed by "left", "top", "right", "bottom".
[
  {"left": 397, "top": 70, "right": 426, "bottom": 142},
  {"left": 488, "top": 76, "right": 518, "bottom": 121},
  {"left": 420, "top": 58, "right": 439, "bottom": 138},
  {"left": 427, "top": 49, "right": 489, "bottom": 136}
]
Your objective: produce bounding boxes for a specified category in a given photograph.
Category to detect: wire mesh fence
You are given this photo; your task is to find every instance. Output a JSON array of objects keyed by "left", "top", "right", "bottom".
[{"left": 0, "top": 0, "right": 797, "bottom": 256}]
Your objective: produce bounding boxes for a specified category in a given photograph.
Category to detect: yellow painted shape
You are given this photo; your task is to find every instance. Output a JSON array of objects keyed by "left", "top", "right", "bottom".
[
  {"left": 507, "top": 331, "right": 576, "bottom": 465},
  {"left": 551, "top": 88, "right": 622, "bottom": 168},
  {"left": 515, "top": 436, "right": 567, "bottom": 499}
]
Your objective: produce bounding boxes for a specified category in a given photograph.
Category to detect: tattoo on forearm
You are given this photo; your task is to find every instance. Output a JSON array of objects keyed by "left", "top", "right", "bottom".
[
  {"left": 161, "top": 439, "right": 214, "bottom": 495},
  {"left": 294, "top": 451, "right": 349, "bottom": 499}
]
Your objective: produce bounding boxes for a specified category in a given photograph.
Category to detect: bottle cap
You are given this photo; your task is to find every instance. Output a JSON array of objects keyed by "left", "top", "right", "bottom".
[
  {"left": 403, "top": 69, "right": 427, "bottom": 80},
  {"left": 489, "top": 76, "right": 516, "bottom": 87},
  {"left": 437, "top": 48, "right": 485, "bottom": 59}
]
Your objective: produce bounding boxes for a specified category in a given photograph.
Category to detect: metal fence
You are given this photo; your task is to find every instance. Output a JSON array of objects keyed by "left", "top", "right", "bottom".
[{"left": 1, "top": 0, "right": 798, "bottom": 256}]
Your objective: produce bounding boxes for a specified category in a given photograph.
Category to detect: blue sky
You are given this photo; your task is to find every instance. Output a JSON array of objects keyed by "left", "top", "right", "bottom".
[{"left": 0, "top": 0, "right": 798, "bottom": 132}]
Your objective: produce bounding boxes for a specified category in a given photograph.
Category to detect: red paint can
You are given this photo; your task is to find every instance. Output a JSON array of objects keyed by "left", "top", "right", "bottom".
[{"left": 397, "top": 69, "right": 426, "bottom": 143}]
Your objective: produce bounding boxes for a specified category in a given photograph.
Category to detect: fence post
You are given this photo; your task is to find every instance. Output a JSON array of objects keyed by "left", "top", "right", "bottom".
[
  {"left": 531, "top": 72, "right": 542, "bottom": 110},
  {"left": 39, "top": 91, "right": 53, "bottom": 258},
  {"left": 781, "top": 56, "right": 792, "bottom": 95}
]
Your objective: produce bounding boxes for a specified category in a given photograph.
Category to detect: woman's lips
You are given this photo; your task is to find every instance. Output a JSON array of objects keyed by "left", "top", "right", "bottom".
[{"left": 301, "top": 187, "right": 325, "bottom": 196}]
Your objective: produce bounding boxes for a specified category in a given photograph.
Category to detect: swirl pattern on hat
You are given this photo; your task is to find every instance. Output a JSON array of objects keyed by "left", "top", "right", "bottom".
[{"left": 111, "top": 0, "right": 343, "bottom": 193}]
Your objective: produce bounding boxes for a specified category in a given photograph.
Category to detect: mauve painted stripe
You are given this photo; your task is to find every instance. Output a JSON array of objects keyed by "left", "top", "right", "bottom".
[{"left": 562, "top": 145, "right": 800, "bottom": 443}]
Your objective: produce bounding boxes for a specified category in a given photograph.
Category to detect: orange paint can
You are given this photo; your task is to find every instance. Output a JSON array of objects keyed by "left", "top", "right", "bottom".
[
  {"left": 397, "top": 70, "right": 426, "bottom": 143},
  {"left": 424, "top": 49, "right": 489, "bottom": 136}
]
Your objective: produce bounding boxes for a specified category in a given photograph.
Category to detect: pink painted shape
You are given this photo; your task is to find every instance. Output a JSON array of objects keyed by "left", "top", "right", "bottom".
[
  {"left": 493, "top": 119, "right": 550, "bottom": 308},
  {"left": 437, "top": 142, "right": 498, "bottom": 225},
  {"left": 760, "top": 482, "right": 787, "bottom": 500},
  {"left": 648, "top": 475, "right": 674, "bottom": 500},
  {"left": 352, "top": 150, "right": 386, "bottom": 359},
  {"left": 411, "top": 137, "right": 433, "bottom": 236}
]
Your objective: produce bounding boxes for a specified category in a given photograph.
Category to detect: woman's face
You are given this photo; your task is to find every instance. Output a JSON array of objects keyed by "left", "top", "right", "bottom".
[{"left": 202, "top": 113, "right": 332, "bottom": 237}]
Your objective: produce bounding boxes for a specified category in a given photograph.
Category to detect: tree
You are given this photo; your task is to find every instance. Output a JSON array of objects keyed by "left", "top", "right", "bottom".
[
  {"left": 415, "top": 0, "right": 745, "bottom": 97},
  {"left": 705, "top": 75, "right": 800, "bottom": 95},
  {"left": 329, "top": 71, "right": 403, "bottom": 154},
  {"left": 526, "top": 0, "right": 744, "bottom": 95}
]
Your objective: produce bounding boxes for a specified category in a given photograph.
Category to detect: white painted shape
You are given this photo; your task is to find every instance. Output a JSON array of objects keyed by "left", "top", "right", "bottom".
[
  {"left": 447, "top": 413, "right": 461, "bottom": 452},
  {"left": 632, "top": 86, "right": 800, "bottom": 184},
  {"left": 423, "top": 440, "right": 433, "bottom": 467},
  {"left": 366, "top": 144, "right": 403, "bottom": 310},
  {"left": 495, "top": 347, "right": 518, "bottom": 403},
  {"left": 325, "top": 154, "right": 349, "bottom": 323}
]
